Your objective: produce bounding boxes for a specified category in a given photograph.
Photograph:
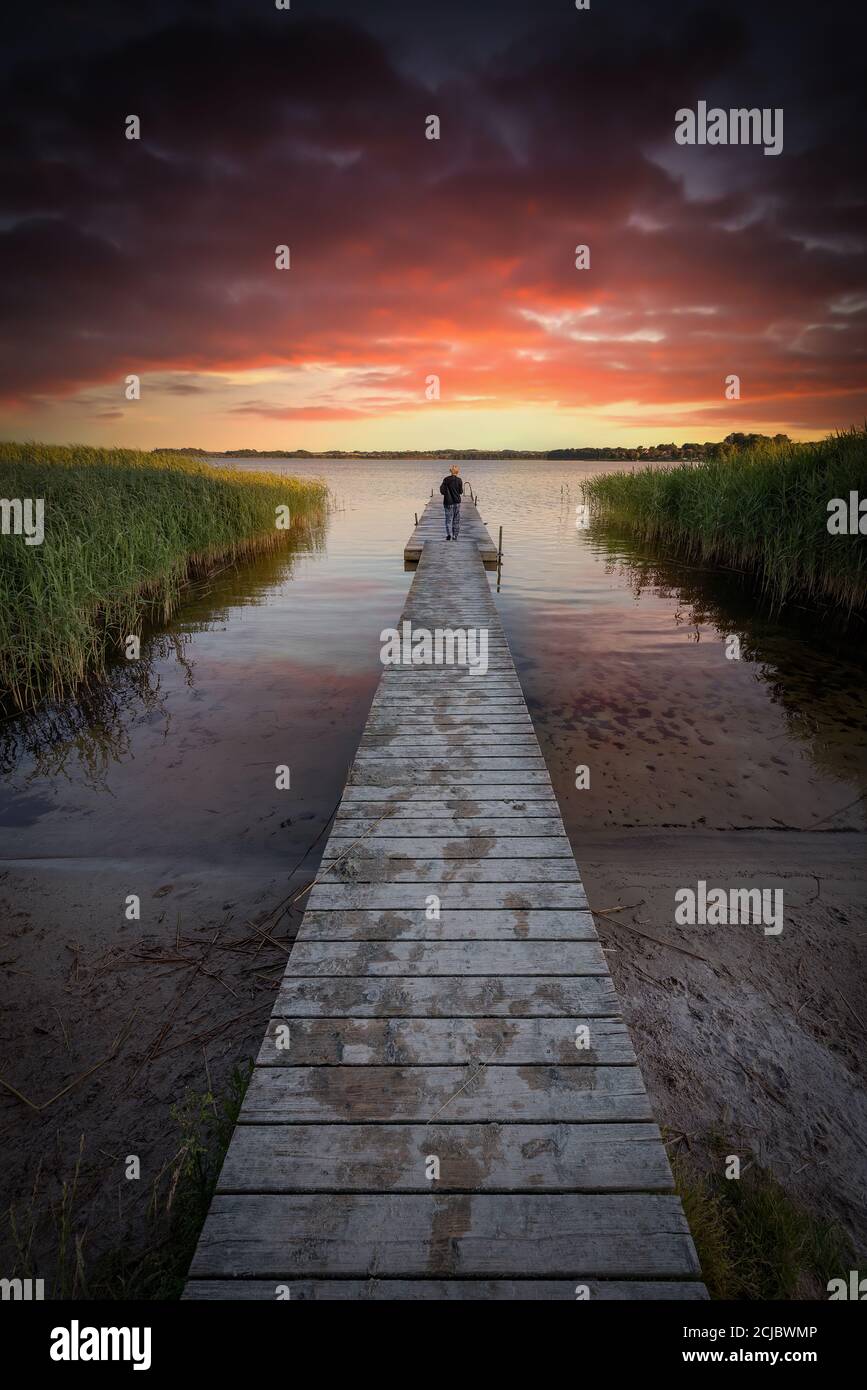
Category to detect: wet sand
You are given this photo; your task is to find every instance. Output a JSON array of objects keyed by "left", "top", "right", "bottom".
[{"left": 580, "top": 828, "right": 867, "bottom": 1251}]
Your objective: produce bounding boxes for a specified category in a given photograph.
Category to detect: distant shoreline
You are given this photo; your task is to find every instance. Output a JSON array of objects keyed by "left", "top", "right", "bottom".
[{"left": 153, "top": 432, "right": 803, "bottom": 464}]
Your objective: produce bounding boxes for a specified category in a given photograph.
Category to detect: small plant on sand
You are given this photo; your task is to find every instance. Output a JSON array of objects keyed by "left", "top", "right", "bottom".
[
  {"left": 671, "top": 1137, "right": 855, "bottom": 1299},
  {"left": 2, "top": 1063, "right": 251, "bottom": 1300}
]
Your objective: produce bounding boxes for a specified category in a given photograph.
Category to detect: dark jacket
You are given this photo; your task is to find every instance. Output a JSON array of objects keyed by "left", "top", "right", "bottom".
[{"left": 440, "top": 474, "right": 463, "bottom": 506}]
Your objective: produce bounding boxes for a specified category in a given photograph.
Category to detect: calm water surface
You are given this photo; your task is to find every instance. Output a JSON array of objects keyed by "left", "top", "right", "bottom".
[{"left": 2, "top": 459, "right": 865, "bottom": 885}]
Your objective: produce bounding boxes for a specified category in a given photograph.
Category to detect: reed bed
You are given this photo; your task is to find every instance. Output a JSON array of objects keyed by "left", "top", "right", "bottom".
[
  {"left": 0, "top": 443, "right": 327, "bottom": 710},
  {"left": 582, "top": 428, "right": 867, "bottom": 613}
]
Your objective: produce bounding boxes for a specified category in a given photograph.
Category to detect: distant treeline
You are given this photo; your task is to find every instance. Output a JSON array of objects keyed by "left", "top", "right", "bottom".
[
  {"left": 152, "top": 433, "right": 794, "bottom": 461},
  {"left": 544, "top": 433, "right": 793, "bottom": 461}
]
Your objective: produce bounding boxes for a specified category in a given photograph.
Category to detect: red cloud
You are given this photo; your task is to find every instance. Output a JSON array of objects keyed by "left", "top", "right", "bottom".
[{"left": 0, "top": 11, "right": 865, "bottom": 436}]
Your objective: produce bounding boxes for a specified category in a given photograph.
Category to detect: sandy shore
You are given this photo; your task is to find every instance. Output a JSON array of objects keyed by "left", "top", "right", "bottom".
[
  {"left": 580, "top": 827, "right": 867, "bottom": 1251},
  {"left": 1, "top": 823, "right": 864, "bottom": 1286}
]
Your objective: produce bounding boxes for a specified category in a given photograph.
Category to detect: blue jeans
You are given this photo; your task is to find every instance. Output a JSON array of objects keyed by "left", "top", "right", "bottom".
[{"left": 444, "top": 503, "right": 461, "bottom": 538}]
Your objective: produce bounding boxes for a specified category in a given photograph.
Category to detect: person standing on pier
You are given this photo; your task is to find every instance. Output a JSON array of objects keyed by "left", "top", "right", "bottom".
[{"left": 440, "top": 463, "right": 463, "bottom": 540}]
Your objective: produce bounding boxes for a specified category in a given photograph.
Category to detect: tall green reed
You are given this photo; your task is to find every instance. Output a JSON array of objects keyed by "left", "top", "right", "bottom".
[
  {"left": 581, "top": 428, "right": 867, "bottom": 612},
  {"left": 0, "top": 444, "right": 328, "bottom": 710}
]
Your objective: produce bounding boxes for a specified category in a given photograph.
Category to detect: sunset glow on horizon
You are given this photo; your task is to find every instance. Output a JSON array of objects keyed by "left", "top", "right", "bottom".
[{"left": 2, "top": 0, "right": 865, "bottom": 451}]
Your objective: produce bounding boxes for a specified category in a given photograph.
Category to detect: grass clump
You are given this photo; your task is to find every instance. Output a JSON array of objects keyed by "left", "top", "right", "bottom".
[
  {"left": 672, "top": 1143, "right": 855, "bottom": 1299},
  {"left": 4, "top": 1063, "right": 251, "bottom": 1300},
  {"left": 0, "top": 442, "right": 327, "bottom": 710},
  {"left": 582, "top": 427, "right": 867, "bottom": 613},
  {"left": 91, "top": 1062, "right": 252, "bottom": 1300}
]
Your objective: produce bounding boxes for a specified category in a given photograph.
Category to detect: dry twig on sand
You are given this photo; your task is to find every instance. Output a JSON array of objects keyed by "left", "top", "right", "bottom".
[{"left": 0, "top": 1008, "right": 139, "bottom": 1112}]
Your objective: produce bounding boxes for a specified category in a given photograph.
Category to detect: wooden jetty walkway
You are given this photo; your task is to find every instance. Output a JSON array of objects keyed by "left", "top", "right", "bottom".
[{"left": 185, "top": 495, "right": 706, "bottom": 1300}]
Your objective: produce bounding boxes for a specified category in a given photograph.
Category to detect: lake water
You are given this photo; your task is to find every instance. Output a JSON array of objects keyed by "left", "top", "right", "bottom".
[{"left": 2, "top": 457, "right": 864, "bottom": 873}]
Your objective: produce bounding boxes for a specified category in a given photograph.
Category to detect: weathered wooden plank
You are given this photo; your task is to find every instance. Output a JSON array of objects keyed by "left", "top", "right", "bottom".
[
  {"left": 372, "top": 692, "right": 525, "bottom": 700},
  {"left": 379, "top": 661, "right": 517, "bottom": 669},
  {"left": 376, "top": 671, "right": 515, "bottom": 680},
  {"left": 381, "top": 648, "right": 511, "bottom": 656},
  {"left": 364, "top": 691, "right": 519, "bottom": 700},
  {"left": 358, "top": 744, "right": 542, "bottom": 757},
  {"left": 387, "top": 617, "right": 504, "bottom": 624},
  {"left": 373, "top": 685, "right": 525, "bottom": 693},
  {"left": 366, "top": 724, "right": 533, "bottom": 735},
  {"left": 388, "top": 641, "right": 509, "bottom": 648},
  {"left": 273, "top": 974, "right": 618, "bottom": 1017},
  {"left": 240, "top": 1066, "right": 651, "bottom": 1124},
  {"left": 401, "top": 596, "right": 499, "bottom": 602},
  {"left": 352, "top": 757, "right": 547, "bottom": 771},
  {"left": 370, "top": 712, "right": 528, "bottom": 721},
  {"left": 188, "top": 1194, "right": 701, "bottom": 1278},
  {"left": 307, "top": 883, "right": 588, "bottom": 909},
  {"left": 371, "top": 694, "right": 524, "bottom": 702},
  {"left": 369, "top": 712, "right": 530, "bottom": 722},
  {"left": 384, "top": 625, "right": 510, "bottom": 635},
  {"left": 371, "top": 696, "right": 528, "bottom": 707},
  {"left": 380, "top": 657, "right": 514, "bottom": 665},
  {"left": 365, "top": 709, "right": 529, "bottom": 719},
  {"left": 377, "top": 685, "right": 521, "bottom": 693},
  {"left": 374, "top": 674, "right": 516, "bottom": 684},
  {"left": 371, "top": 671, "right": 516, "bottom": 680},
  {"left": 284, "top": 940, "right": 607, "bottom": 976},
  {"left": 379, "top": 659, "right": 517, "bottom": 668},
  {"left": 295, "top": 908, "right": 596, "bottom": 940},
  {"left": 326, "top": 836, "right": 572, "bottom": 859},
  {"left": 359, "top": 735, "right": 540, "bottom": 748},
  {"left": 380, "top": 656, "right": 516, "bottom": 664},
  {"left": 255, "top": 1016, "right": 632, "bottom": 1065},
  {"left": 372, "top": 691, "right": 527, "bottom": 702},
  {"left": 370, "top": 713, "right": 529, "bottom": 722},
  {"left": 216, "top": 1123, "right": 672, "bottom": 1192},
  {"left": 349, "top": 770, "right": 554, "bottom": 786},
  {"left": 185, "top": 1279, "right": 708, "bottom": 1300},
  {"left": 361, "top": 728, "right": 530, "bottom": 739},
  {"left": 336, "top": 798, "right": 559, "bottom": 817},
  {"left": 340, "top": 783, "right": 559, "bottom": 801},
  {"left": 359, "top": 706, "right": 530, "bottom": 717},
  {"left": 318, "top": 859, "right": 580, "bottom": 884},
  {"left": 384, "top": 648, "right": 512, "bottom": 656},
  {"left": 334, "top": 817, "right": 568, "bottom": 837},
  {"left": 389, "top": 611, "right": 507, "bottom": 620}
]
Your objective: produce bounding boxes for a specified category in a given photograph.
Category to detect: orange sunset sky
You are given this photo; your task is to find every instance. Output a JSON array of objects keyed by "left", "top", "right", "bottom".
[{"left": 1, "top": 0, "right": 865, "bottom": 452}]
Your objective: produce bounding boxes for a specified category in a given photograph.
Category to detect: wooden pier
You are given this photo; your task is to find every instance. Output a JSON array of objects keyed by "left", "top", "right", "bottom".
[
  {"left": 403, "top": 492, "right": 499, "bottom": 569},
  {"left": 185, "top": 495, "right": 706, "bottom": 1300}
]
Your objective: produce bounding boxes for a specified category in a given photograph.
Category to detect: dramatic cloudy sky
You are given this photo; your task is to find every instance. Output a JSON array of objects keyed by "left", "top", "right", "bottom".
[{"left": 1, "top": 0, "right": 865, "bottom": 449}]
